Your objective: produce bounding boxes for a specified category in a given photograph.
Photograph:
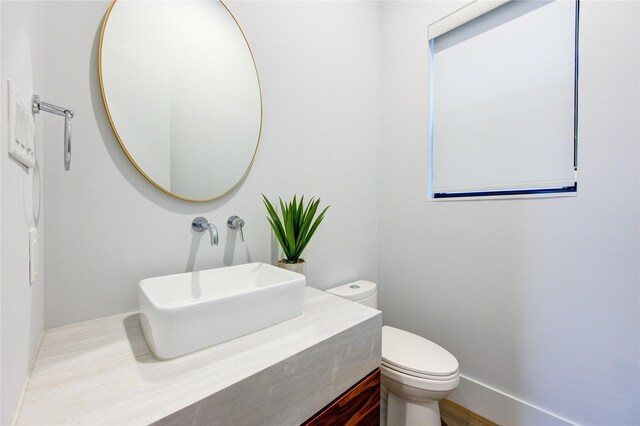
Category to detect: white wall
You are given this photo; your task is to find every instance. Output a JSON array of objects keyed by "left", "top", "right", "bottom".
[
  {"left": 42, "top": 1, "right": 381, "bottom": 327},
  {"left": 378, "top": 1, "right": 640, "bottom": 425},
  {"left": 0, "top": 1, "right": 44, "bottom": 423}
]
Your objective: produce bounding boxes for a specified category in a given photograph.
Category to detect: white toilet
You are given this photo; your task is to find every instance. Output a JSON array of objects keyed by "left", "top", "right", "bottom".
[{"left": 326, "top": 280, "right": 460, "bottom": 426}]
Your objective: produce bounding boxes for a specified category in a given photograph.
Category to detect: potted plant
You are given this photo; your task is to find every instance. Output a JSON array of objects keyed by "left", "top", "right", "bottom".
[{"left": 263, "top": 194, "right": 329, "bottom": 275}]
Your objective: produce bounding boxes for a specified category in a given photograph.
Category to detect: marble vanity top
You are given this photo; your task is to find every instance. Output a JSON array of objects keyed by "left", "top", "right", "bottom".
[{"left": 15, "top": 287, "right": 381, "bottom": 425}]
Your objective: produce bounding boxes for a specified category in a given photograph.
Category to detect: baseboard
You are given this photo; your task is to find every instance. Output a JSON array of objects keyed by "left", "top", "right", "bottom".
[
  {"left": 447, "top": 375, "right": 576, "bottom": 426},
  {"left": 11, "top": 329, "right": 45, "bottom": 426}
]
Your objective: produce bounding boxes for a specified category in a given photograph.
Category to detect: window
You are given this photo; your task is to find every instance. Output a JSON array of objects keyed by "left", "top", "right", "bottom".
[{"left": 429, "top": 0, "right": 579, "bottom": 199}]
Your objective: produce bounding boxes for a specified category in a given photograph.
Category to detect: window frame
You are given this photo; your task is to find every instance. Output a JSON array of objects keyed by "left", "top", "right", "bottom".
[{"left": 427, "top": 0, "right": 581, "bottom": 201}]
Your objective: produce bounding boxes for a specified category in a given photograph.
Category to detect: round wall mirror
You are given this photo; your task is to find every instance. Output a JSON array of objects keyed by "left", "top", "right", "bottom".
[{"left": 99, "top": 0, "right": 262, "bottom": 201}]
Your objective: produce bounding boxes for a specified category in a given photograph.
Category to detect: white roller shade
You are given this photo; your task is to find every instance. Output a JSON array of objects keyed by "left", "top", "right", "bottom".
[
  {"left": 428, "top": 0, "right": 512, "bottom": 40},
  {"left": 430, "top": 0, "right": 577, "bottom": 197}
]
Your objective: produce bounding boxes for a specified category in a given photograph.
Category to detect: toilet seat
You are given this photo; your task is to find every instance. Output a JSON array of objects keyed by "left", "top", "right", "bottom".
[
  {"left": 381, "top": 360, "right": 457, "bottom": 381},
  {"left": 382, "top": 326, "right": 459, "bottom": 385},
  {"left": 381, "top": 363, "right": 460, "bottom": 393}
]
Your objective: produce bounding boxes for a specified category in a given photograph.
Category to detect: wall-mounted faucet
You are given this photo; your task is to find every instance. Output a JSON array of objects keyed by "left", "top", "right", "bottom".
[
  {"left": 192, "top": 217, "right": 218, "bottom": 246},
  {"left": 227, "top": 215, "right": 245, "bottom": 242}
]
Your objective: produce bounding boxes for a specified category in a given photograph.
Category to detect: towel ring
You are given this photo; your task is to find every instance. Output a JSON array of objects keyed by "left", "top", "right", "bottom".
[{"left": 32, "top": 94, "right": 74, "bottom": 171}]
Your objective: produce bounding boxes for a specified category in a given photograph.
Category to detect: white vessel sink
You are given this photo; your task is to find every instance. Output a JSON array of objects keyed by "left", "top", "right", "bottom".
[{"left": 138, "top": 262, "right": 306, "bottom": 359}]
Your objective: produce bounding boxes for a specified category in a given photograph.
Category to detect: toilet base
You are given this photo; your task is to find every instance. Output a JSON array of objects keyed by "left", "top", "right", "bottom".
[
  {"left": 386, "top": 390, "right": 441, "bottom": 426},
  {"left": 381, "top": 370, "right": 456, "bottom": 426}
]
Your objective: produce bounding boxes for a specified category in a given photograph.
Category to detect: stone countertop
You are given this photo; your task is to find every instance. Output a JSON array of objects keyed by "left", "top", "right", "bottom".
[{"left": 15, "top": 287, "right": 381, "bottom": 425}]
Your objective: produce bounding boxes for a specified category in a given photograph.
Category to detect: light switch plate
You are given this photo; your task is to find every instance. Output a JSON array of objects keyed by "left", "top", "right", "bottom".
[
  {"left": 29, "top": 228, "right": 38, "bottom": 284},
  {"left": 8, "top": 80, "right": 36, "bottom": 169}
]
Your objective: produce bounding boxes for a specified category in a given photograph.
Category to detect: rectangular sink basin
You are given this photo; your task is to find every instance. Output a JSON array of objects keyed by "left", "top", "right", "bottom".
[{"left": 139, "top": 262, "right": 306, "bottom": 359}]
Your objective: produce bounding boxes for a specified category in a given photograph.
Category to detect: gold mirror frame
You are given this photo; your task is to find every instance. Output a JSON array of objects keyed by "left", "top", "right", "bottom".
[{"left": 98, "top": 0, "right": 263, "bottom": 202}]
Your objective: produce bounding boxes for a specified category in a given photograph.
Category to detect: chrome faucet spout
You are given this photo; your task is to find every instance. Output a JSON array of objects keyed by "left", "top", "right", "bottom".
[
  {"left": 204, "top": 222, "right": 218, "bottom": 246},
  {"left": 192, "top": 217, "right": 219, "bottom": 246}
]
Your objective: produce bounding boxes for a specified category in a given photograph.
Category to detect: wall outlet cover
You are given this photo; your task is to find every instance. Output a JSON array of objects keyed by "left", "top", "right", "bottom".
[{"left": 29, "top": 228, "right": 38, "bottom": 285}]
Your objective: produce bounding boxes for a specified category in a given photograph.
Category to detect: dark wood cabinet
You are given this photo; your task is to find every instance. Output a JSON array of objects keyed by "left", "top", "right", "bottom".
[{"left": 303, "top": 369, "right": 380, "bottom": 426}]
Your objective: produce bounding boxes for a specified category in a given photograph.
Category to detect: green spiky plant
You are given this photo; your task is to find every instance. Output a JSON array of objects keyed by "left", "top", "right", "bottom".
[{"left": 263, "top": 194, "right": 330, "bottom": 264}]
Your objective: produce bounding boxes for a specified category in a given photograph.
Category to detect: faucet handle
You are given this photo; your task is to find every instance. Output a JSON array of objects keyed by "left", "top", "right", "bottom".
[
  {"left": 192, "top": 217, "right": 209, "bottom": 232},
  {"left": 227, "top": 215, "right": 245, "bottom": 242}
]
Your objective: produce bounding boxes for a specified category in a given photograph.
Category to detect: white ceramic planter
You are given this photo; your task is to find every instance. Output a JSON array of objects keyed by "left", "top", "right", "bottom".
[{"left": 278, "top": 259, "right": 306, "bottom": 275}]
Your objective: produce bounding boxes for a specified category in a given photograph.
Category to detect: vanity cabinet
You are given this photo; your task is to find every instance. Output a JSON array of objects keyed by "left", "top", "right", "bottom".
[
  {"left": 15, "top": 288, "right": 381, "bottom": 426},
  {"left": 304, "top": 369, "right": 380, "bottom": 426}
]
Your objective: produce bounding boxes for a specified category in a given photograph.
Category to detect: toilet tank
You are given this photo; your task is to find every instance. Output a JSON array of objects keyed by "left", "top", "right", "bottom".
[{"left": 326, "top": 280, "right": 378, "bottom": 309}]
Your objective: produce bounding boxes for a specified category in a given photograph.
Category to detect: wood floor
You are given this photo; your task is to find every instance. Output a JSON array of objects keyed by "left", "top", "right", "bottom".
[{"left": 440, "top": 399, "right": 498, "bottom": 426}]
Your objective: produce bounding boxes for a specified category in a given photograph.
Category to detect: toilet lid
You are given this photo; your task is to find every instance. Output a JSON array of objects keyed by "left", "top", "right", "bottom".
[
  {"left": 326, "top": 280, "right": 376, "bottom": 301},
  {"left": 382, "top": 326, "right": 459, "bottom": 377}
]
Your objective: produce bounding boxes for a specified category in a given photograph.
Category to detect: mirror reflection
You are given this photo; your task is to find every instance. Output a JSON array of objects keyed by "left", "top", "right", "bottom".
[{"left": 100, "top": 0, "right": 262, "bottom": 201}]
